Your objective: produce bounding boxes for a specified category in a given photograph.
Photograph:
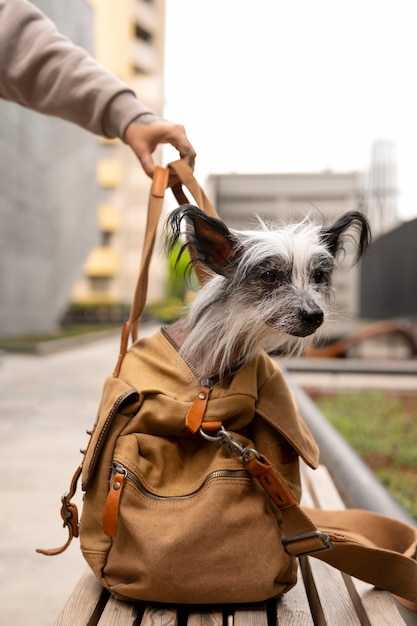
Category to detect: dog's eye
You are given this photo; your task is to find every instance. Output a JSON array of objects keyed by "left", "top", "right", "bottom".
[
  {"left": 261, "top": 270, "right": 279, "bottom": 284},
  {"left": 313, "top": 270, "right": 325, "bottom": 284}
]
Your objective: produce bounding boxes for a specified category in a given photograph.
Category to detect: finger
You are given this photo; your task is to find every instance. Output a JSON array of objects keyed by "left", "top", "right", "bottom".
[
  {"left": 139, "top": 152, "right": 155, "bottom": 179},
  {"left": 177, "top": 143, "right": 197, "bottom": 169}
]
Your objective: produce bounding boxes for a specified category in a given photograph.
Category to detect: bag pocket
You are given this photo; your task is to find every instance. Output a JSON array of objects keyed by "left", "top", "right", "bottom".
[
  {"left": 101, "top": 453, "right": 297, "bottom": 604},
  {"left": 81, "top": 376, "right": 140, "bottom": 491}
]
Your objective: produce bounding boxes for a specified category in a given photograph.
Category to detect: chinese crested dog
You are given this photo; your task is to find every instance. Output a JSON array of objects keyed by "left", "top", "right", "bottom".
[{"left": 166, "top": 205, "right": 371, "bottom": 378}]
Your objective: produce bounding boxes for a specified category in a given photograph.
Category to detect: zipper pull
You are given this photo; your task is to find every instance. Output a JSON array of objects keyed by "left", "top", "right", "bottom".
[{"left": 103, "top": 463, "right": 126, "bottom": 537}]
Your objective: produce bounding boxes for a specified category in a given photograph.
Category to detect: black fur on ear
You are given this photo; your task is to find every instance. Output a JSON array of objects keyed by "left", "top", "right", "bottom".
[
  {"left": 320, "top": 211, "right": 372, "bottom": 264},
  {"left": 165, "top": 205, "right": 242, "bottom": 277}
]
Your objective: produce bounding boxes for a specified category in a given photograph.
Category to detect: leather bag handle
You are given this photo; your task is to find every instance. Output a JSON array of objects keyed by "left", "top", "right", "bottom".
[
  {"left": 113, "top": 160, "right": 219, "bottom": 377},
  {"left": 169, "top": 159, "right": 219, "bottom": 219},
  {"left": 113, "top": 166, "right": 169, "bottom": 377}
]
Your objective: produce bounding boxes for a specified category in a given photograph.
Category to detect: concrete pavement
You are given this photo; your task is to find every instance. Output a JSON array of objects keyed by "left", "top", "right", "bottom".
[
  {"left": 0, "top": 329, "right": 415, "bottom": 625},
  {"left": 0, "top": 331, "right": 155, "bottom": 626}
]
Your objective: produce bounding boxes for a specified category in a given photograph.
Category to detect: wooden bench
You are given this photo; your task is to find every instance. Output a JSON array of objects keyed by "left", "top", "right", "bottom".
[{"left": 55, "top": 464, "right": 412, "bottom": 626}]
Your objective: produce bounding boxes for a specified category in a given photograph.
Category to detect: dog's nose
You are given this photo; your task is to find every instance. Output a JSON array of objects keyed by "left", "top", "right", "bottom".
[{"left": 299, "top": 306, "right": 324, "bottom": 329}]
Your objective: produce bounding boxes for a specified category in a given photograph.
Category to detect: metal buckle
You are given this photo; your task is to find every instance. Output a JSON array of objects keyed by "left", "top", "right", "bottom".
[{"left": 282, "top": 530, "right": 333, "bottom": 557}]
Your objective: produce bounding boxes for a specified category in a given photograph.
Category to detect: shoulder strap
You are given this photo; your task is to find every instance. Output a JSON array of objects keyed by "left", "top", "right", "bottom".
[{"left": 244, "top": 452, "right": 417, "bottom": 611}]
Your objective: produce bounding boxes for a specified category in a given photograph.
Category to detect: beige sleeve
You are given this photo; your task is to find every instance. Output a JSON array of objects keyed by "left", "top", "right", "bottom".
[{"left": 0, "top": 0, "right": 151, "bottom": 138}]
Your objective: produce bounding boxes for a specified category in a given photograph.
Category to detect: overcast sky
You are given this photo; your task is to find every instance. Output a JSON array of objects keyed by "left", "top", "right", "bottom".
[{"left": 164, "top": 0, "right": 417, "bottom": 221}]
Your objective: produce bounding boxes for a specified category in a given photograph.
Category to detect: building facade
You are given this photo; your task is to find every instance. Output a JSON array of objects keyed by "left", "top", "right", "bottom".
[
  {"left": 71, "top": 0, "right": 167, "bottom": 307},
  {"left": 361, "top": 217, "right": 417, "bottom": 320},
  {"left": 0, "top": 0, "right": 167, "bottom": 337},
  {"left": 0, "top": 0, "right": 98, "bottom": 337}
]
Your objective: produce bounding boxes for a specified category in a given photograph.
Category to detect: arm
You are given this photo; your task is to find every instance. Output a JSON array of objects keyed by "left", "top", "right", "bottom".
[{"left": 0, "top": 0, "right": 195, "bottom": 175}]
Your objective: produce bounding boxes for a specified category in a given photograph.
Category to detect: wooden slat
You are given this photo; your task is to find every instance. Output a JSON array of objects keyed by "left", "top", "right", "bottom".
[
  {"left": 301, "top": 464, "right": 366, "bottom": 624},
  {"left": 302, "top": 464, "right": 345, "bottom": 509},
  {"left": 300, "top": 467, "right": 316, "bottom": 509},
  {"left": 54, "top": 568, "right": 109, "bottom": 626},
  {"left": 304, "top": 557, "right": 363, "bottom": 625},
  {"left": 300, "top": 463, "right": 408, "bottom": 625},
  {"left": 276, "top": 564, "right": 314, "bottom": 625},
  {"left": 98, "top": 596, "right": 139, "bottom": 625},
  {"left": 187, "top": 607, "right": 223, "bottom": 626},
  {"left": 140, "top": 603, "right": 178, "bottom": 626},
  {"left": 349, "top": 578, "right": 409, "bottom": 626},
  {"left": 233, "top": 603, "right": 268, "bottom": 626}
]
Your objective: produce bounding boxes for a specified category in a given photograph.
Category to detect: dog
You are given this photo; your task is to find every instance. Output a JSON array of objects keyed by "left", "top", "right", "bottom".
[{"left": 166, "top": 205, "right": 371, "bottom": 378}]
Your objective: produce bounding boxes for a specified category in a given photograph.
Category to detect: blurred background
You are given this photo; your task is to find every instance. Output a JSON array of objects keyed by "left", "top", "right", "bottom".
[{"left": 1, "top": 0, "right": 416, "bottom": 350}]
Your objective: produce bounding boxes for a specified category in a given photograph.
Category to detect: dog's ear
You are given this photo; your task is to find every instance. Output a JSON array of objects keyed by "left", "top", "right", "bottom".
[
  {"left": 320, "top": 211, "right": 372, "bottom": 264},
  {"left": 166, "top": 205, "right": 242, "bottom": 276}
]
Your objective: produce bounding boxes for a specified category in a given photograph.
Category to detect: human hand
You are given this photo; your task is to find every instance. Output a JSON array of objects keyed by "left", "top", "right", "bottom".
[{"left": 124, "top": 113, "right": 196, "bottom": 179}]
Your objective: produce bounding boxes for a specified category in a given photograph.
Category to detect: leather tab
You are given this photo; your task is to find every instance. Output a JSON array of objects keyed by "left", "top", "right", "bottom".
[
  {"left": 201, "top": 421, "right": 222, "bottom": 433},
  {"left": 103, "top": 471, "right": 125, "bottom": 537},
  {"left": 244, "top": 454, "right": 298, "bottom": 510},
  {"left": 185, "top": 385, "right": 212, "bottom": 433},
  {"left": 152, "top": 166, "right": 169, "bottom": 198}
]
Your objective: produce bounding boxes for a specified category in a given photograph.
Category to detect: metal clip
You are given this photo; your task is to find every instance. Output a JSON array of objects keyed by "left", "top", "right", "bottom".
[
  {"left": 282, "top": 530, "right": 333, "bottom": 557},
  {"left": 199, "top": 425, "right": 261, "bottom": 460}
]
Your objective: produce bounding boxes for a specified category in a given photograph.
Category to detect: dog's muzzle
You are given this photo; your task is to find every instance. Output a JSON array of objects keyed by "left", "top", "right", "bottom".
[{"left": 297, "top": 305, "right": 324, "bottom": 335}]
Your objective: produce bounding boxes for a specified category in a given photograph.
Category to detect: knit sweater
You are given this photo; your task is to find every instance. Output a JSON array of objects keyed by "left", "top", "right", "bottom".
[{"left": 0, "top": 0, "right": 150, "bottom": 139}]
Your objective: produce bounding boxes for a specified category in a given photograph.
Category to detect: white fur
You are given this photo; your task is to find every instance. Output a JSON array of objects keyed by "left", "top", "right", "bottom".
[{"left": 180, "top": 219, "right": 335, "bottom": 378}]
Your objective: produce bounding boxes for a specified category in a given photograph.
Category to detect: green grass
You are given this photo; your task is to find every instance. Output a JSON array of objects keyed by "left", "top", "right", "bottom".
[{"left": 311, "top": 390, "right": 417, "bottom": 520}]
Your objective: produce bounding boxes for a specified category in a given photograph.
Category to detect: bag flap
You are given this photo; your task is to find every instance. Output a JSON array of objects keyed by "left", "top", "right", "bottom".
[
  {"left": 120, "top": 332, "right": 318, "bottom": 468},
  {"left": 255, "top": 355, "right": 320, "bottom": 469},
  {"left": 82, "top": 376, "right": 140, "bottom": 491}
]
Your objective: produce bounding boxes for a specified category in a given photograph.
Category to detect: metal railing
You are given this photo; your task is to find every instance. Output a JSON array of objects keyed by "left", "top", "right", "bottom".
[{"left": 285, "top": 371, "right": 417, "bottom": 528}]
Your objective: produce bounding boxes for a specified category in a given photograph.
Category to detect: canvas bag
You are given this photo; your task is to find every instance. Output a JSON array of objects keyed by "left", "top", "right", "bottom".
[{"left": 38, "top": 161, "right": 417, "bottom": 610}]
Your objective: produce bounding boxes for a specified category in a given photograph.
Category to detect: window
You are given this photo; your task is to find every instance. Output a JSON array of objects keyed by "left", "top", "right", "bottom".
[{"left": 135, "top": 23, "right": 152, "bottom": 44}]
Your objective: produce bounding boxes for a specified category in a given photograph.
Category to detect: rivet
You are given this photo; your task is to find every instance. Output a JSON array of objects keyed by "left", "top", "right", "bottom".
[
  {"left": 113, "top": 482, "right": 121, "bottom": 490},
  {"left": 198, "top": 392, "right": 207, "bottom": 400}
]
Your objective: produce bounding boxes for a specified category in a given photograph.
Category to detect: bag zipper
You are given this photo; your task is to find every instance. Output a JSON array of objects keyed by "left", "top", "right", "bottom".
[
  {"left": 161, "top": 326, "right": 205, "bottom": 382},
  {"left": 111, "top": 461, "right": 250, "bottom": 502},
  {"left": 103, "top": 461, "right": 251, "bottom": 537}
]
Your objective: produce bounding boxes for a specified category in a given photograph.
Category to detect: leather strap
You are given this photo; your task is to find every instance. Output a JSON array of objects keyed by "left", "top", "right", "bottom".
[
  {"left": 168, "top": 160, "right": 219, "bottom": 218},
  {"left": 244, "top": 453, "right": 417, "bottom": 610},
  {"left": 36, "top": 464, "right": 82, "bottom": 556},
  {"left": 113, "top": 160, "right": 221, "bottom": 377},
  {"left": 113, "top": 166, "right": 169, "bottom": 377},
  {"left": 169, "top": 160, "right": 220, "bottom": 285}
]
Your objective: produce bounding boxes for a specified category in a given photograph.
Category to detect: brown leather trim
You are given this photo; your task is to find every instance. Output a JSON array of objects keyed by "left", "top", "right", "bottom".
[
  {"left": 36, "top": 465, "right": 82, "bottom": 556},
  {"left": 185, "top": 386, "right": 211, "bottom": 433},
  {"left": 152, "top": 165, "right": 169, "bottom": 198},
  {"left": 244, "top": 454, "right": 298, "bottom": 510},
  {"left": 103, "top": 471, "right": 125, "bottom": 537}
]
